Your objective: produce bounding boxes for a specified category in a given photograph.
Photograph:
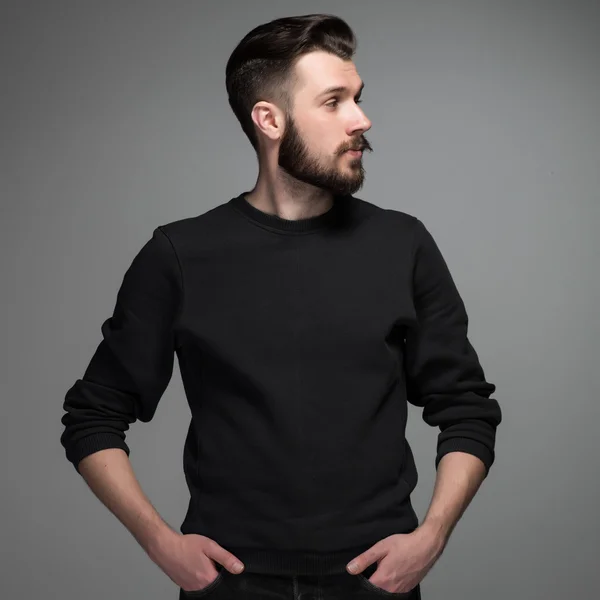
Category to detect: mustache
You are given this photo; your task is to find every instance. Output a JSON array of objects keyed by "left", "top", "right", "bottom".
[{"left": 341, "top": 138, "right": 373, "bottom": 153}]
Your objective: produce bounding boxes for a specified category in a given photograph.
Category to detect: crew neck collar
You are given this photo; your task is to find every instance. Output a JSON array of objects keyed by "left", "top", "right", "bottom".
[{"left": 228, "top": 191, "right": 349, "bottom": 234}]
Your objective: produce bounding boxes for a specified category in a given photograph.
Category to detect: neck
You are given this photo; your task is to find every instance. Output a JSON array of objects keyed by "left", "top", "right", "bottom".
[{"left": 245, "top": 159, "right": 334, "bottom": 222}]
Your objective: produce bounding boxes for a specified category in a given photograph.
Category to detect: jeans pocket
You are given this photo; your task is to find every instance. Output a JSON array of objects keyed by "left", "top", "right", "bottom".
[
  {"left": 357, "top": 563, "right": 417, "bottom": 598},
  {"left": 180, "top": 565, "right": 226, "bottom": 597}
]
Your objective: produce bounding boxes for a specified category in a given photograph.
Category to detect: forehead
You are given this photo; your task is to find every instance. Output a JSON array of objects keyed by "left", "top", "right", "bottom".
[{"left": 293, "top": 51, "right": 362, "bottom": 96}]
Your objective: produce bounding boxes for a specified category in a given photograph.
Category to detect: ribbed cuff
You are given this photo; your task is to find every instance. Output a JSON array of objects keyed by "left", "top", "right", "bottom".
[
  {"left": 68, "top": 432, "right": 130, "bottom": 474},
  {"left": 435, "top": 437, "right": 494, "bottom": 476}
]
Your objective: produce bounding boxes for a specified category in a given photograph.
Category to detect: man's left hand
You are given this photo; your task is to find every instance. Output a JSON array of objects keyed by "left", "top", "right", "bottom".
[{"left": 346, "top": 526, "right": 446, "bottom": 594}]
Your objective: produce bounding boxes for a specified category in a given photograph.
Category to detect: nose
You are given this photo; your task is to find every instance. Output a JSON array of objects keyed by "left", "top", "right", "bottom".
[
  {"left": 359, "top": 110, "right": 372, "bottom": 132},
  {"left": 350, "top": 106, "right": 372, "bottom": 135}
]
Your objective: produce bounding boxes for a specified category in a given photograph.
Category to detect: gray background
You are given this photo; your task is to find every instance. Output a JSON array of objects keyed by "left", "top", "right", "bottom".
[{"left": 3, "top": 1, "right": 599, "bottom": 598}]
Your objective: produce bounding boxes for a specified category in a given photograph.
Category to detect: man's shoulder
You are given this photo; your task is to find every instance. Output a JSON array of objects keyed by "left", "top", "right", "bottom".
[
  {"left": 352, "top": 195, "right": 421, "bottom": 230},
  {"left": 156, "top": 199, "right": 234, "bottom": 240}
]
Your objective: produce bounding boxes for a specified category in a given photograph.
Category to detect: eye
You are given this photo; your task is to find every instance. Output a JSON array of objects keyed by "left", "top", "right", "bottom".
[{"left": 325, "top": 98, "right": 363, "bottom": 109}]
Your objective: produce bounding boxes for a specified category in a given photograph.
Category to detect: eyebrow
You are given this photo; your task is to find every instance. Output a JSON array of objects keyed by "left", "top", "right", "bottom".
[{"left": 318, "top": 81, "right": 365, "bottom": 98}]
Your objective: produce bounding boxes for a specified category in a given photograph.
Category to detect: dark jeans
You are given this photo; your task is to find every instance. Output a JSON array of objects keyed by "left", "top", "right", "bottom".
[{"left": 179, "top": 562, "right": 422, "bottom": 599}]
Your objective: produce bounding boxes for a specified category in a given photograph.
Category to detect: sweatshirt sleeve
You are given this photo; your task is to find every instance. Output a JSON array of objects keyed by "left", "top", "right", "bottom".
[
  {"left": 60, "top": 226, "right": 183, "bottom": 474},
  {"left": 404, "top": 218, "right": 502, "bottom": 477}
]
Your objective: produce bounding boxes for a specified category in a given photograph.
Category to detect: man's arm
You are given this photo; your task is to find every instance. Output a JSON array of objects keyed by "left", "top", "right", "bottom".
[
  {"left": 60, "top": 226, "right": 183, "bottom": 557},
  {"left": 404, "top": 218, "right": 502, "bottom": 543},
  {"left": 77, "top": 448, "right": 177, "bottom": 561},
  {"left": 419, "top": 451, "right": 486, "bottom": 546}
]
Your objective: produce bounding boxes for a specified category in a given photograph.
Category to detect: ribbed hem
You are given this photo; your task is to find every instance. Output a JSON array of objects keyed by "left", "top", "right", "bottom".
[
  {"left": 435, "top": 437, "right": 494, "bottom": 476},
  {"left": 227, "top": 191, "right": 349, "bottom": 234},
  {"left": 67, "top": 432, "right": 130, "bottom": 474},
  {"left": 224, "top": 543, "right": 375, "bottom": 576}
]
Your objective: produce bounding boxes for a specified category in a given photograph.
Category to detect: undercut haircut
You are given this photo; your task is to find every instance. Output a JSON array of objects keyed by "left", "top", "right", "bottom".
[{"left": 225, "top": 14, "right": 357, "bottom": 151}]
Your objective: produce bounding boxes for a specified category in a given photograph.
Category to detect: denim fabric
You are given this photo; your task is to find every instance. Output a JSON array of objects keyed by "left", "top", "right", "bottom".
[{"left": 178, "top": 562, "right": 422, "bottom": 599}]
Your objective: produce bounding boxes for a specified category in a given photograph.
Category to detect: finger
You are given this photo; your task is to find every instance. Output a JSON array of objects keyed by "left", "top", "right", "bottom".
[
  {"left": 347, "top": 557, "right": 372, "bottom": 574},
  {"left": 204, "top": 540, "right": 245, "bottom": 574},
  {"left": 347, "top": 544, "right": 386, "bottom": 574}
]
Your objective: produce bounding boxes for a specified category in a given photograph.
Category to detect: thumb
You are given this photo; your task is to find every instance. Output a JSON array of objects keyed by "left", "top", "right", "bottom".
[
  {"left": 347, "top": 543, "right": 386, "bottom": 574},
  {"left": 205, "top": 541, "right": 245, "bottom": 575}
]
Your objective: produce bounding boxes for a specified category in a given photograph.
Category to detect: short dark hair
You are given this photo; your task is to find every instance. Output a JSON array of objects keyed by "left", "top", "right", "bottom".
[{"left": 225, "top": 14, "right": 357, "bottom": 151}]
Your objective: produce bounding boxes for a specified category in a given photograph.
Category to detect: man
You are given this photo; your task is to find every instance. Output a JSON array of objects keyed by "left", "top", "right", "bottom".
[{"left": 60, "top": 13, "right": 502, "bottom": 599}]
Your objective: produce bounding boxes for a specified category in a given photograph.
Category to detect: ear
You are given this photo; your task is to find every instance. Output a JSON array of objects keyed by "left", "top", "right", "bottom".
[{"left": 251, "top": 101, "right": 285, "bottom": 142}]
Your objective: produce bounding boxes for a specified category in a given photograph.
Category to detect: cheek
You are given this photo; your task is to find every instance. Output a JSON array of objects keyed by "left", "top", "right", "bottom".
[
  {"left": 306, "top": 132, "right": 335, "bottom": 157},
  {"left": 295, "top": 116, "right": 338, "bottom": 157}
]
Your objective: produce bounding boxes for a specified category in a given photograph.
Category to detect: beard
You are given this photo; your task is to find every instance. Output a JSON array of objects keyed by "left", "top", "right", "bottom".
[{"left": 277, "top": 113, "right": 371, "bottom": 196}]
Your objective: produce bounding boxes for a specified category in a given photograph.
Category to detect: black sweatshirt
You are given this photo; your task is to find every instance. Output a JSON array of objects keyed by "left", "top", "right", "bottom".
[{"left": 60, "top": 191, "right": 502, "bottom": 576}]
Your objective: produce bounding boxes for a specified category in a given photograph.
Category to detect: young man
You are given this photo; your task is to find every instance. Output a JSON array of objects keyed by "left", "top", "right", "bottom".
[{"left": 60, "top": 13, "right": 502, "bottom": 599}]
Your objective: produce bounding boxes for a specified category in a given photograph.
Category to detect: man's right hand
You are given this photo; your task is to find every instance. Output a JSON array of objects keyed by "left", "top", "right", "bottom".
[{"left": 149, "top": 532, "right": 245, "bottom": 593}]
